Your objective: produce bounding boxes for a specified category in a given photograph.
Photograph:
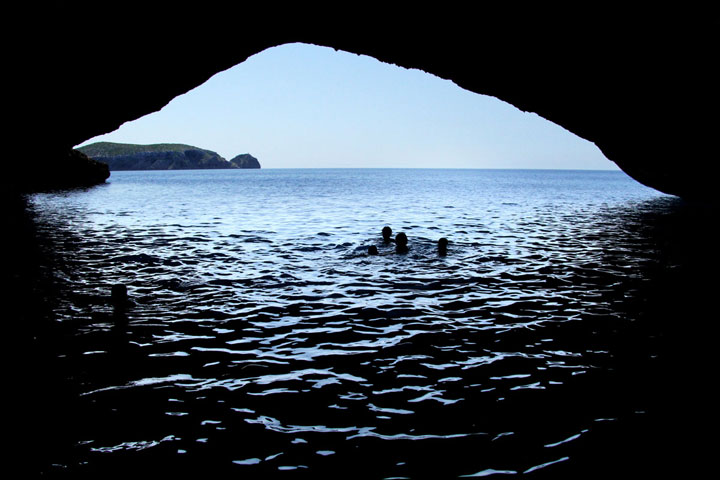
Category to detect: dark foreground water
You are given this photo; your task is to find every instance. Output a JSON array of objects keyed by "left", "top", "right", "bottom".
[{"left": 12, "top": 169, "right": 720, "bottom": 477}]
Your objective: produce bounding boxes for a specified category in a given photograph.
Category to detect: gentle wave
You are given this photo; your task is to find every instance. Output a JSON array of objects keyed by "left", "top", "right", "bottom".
[{"left": 25, "top": 169, "right": 699, "bottom": 477}]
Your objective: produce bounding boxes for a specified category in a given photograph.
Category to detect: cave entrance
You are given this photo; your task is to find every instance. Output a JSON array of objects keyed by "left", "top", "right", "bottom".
[
  {"left": 76, "top": 42, "right": 613, "bottom": 171},
  {"left": 25, "top": 42, "right": 689, "bottom": 479}
]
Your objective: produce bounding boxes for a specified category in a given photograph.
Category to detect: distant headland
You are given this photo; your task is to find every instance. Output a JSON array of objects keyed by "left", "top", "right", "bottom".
[{"left": 77, "top": 142, "right": 261, "bottom": 171}]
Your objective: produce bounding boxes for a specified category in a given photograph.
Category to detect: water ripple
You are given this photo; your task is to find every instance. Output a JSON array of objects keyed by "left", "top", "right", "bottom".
[{"left": 23, "top": 169, "right": 710, "bottom": 477}]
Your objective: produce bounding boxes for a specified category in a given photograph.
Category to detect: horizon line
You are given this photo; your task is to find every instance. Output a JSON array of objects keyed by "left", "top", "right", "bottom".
[{"left": 109, "top": 166, "right": 623, "bottom": 172}]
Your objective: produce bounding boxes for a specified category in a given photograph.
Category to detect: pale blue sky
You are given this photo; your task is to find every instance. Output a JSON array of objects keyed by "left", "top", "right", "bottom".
[{"left": 78, "top": 43, "right": 616, "bottom": 170}]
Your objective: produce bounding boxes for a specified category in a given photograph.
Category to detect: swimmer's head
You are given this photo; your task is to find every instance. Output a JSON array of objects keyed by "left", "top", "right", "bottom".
[
  {"left": 382, "top": 226, "right": 393, "bottom": 241},
  {"left": 438, "top": 237, "right": 448, "bottom": 255},
  {"left": 111, "top": 283, "right": 128, "bottom": 309},
  {"left": 395, "top": 232, "right": 408, "bottom": 253},
  {"left": 368, "top": 245, "right": 379, "bottom": 255},
  {"left": 395, "top": 232, "right": 408, "bottom": 247}
]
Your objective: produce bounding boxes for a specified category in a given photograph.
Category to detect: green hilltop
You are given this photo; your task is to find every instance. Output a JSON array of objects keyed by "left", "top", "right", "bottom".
[
  {"left": 77, "top": 142, "right": 260, "bottom": 170},
  {"left": 78, "top": 142, "right": 212, "bottom": 157}
]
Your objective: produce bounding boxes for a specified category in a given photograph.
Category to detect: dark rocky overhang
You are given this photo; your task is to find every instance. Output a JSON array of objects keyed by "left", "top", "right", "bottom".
[{"left": 10, "top": 7, "right": 718, "bottom": 200}]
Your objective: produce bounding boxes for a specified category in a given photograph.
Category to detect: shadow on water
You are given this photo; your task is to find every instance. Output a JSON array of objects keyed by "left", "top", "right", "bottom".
[{"left": 7, "top": 190, "right": 720, "bottom": 478}]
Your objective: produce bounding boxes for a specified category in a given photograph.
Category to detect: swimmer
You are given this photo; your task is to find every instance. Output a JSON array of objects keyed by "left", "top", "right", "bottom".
[
  {"left": 395, "top": 232, "right": 408, "bottom": 254},
  {"left": 111, "top": 283, "right": 131, "bottom": 312},
  {"left": 368, "top": 245, "right": 379, "bottom": 255},
  {"left": 382, "top": 226, "right": 394, "bottom": 243},
  {"left": 438, "top": 237, "right": 448, "bottom": 256}
]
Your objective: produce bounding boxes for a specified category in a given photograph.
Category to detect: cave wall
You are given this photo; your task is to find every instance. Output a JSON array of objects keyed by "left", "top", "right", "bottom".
[{"left": 11, "top": 6, "right": 719, "bottom": 201}]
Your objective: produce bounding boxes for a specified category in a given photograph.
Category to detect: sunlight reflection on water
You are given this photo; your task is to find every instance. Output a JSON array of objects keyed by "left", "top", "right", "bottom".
[{"left": 27, "top": 169, "right": 713, "bottom": 477}]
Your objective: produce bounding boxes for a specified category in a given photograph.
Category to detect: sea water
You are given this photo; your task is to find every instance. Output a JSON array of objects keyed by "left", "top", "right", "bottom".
[{"left": 22, "top": 169, "right": 717, "bottom": 477}]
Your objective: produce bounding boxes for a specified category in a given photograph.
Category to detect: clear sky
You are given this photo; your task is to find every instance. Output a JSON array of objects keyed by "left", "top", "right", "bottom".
[{"left": 78, "top": 43, "right": 616, "bottom": 170}]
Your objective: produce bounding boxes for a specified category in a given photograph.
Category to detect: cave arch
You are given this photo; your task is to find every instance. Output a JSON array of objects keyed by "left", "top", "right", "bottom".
[
  {"left": 80, "top": 42, "right": 614, "bottom": 171},
  {"left": 16, "top": 7, "right": 719, "bottom": 200}
]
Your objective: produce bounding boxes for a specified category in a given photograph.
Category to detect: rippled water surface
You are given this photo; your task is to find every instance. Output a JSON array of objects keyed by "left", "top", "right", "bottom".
[{"left": 22, "top": 169, "right": 718, "bottom": 477}]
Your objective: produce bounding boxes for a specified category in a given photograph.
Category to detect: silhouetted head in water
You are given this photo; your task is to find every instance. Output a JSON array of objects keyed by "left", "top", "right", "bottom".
[
  {"left": 382, "top": 226, "right": 394, "bottom": 243},
  {"left": 368, "top": 245, "right": 379, "bottom": 255},
  {"left": 438, "top": 237, "right": 448, "bottom": 256},
  {"left": 111, "top": 283, "right": 129, "bottom": 311},
  {"left": 395, "top": 232, "right": 408, "bottom": 253}
]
